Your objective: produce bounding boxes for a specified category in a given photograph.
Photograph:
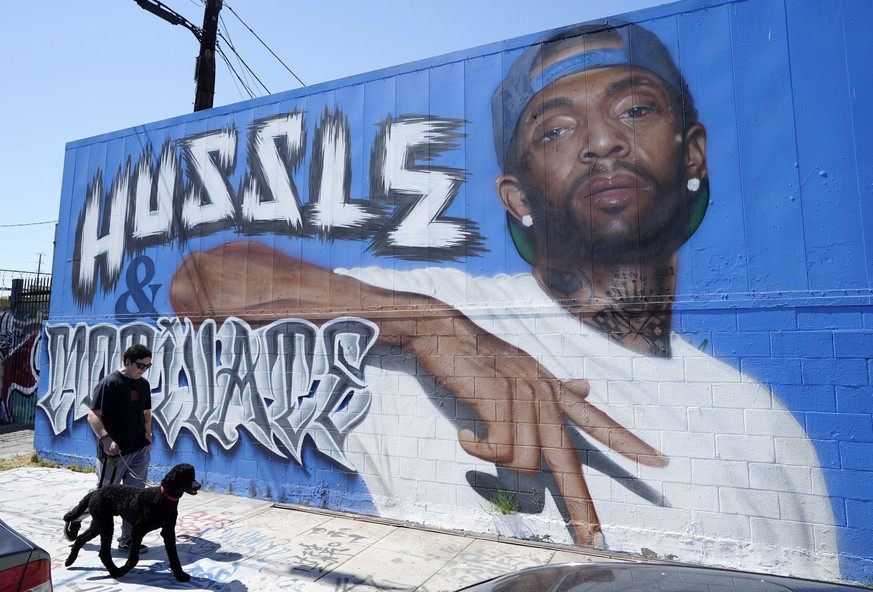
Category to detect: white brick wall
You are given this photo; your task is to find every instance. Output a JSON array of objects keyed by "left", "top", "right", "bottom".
[
  {"left": 688, "top": 407, "right": 745, "bottom": 435},
  {"left": 693, "top": 510, "right": 752, "bottom": 540},
  {"left": 778, "top": 492, "right": 834, "bottom": 522},
  {"left": 635, "top": 404, "right": 688, "bottom": 431},
  {"left": 745, "top": 409, "right": 805, "bottom": 437},
  {"left": 751, "top": 517, "right": 815, "bottom": 547},
  {"left": 685, "top": 356, "right": 744, "bottom": 383},
  {"left": 400, "top": 456, "right": 437, "bottom": 482},
  {"left": 398, "top": 414, "right": 436, "bottom": 439},
  {"left": 720, "top": 487, "right": 780, "bottom": 518},
  {"left": 774, "top": 437, "right": 818, "bottom": 466},
  {"left": 418, "top": 436, "right": 461, "bottom": 462},
  {"left": 584, "top": 355, "right": 633, "bottom": 380},
  {"left": 691, "top": 459, "right": 750, "bottom": 487},
  {"left": 661, "top": 432, "right": 716, "bottom": 458},
  {"left": 715, "top": 434, "right": 775, "bottom": 462},
  {"left": 814, "top": 524, "right": 840, "bottom": 555},
  {"left": 659, "top": 381, "right": 713, "bottom": 406},
  {"left": 750, "top": 463, "right": 813, "bottom": 493},
  {"left": 713, "top": 382, "right": 774, "bottom": 409},
  {"left": 633, "top": 357, "right": 686, "bottom": 382},
  {"left": 663, "top": 482, "right": 720, "bottom": 512}
]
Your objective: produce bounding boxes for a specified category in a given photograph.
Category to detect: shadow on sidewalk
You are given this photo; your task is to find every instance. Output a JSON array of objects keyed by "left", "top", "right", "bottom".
[{"left": 0, "top": 422, "right": 33, "bottom": 435}]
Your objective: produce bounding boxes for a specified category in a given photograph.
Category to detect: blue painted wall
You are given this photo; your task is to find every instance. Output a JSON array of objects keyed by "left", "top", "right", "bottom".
[{"left": 36, "top": 0, "right": 873, "bottom": 582}]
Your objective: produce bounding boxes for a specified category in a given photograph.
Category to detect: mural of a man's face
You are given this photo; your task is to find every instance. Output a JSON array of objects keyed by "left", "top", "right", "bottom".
[{"left": 499, "top": 39, "right": 707, "bottom": 264}]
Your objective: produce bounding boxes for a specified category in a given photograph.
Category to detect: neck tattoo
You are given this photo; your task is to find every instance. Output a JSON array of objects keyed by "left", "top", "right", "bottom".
[
  {"left": 540, "top": 267, "right": 674, "bottom": 357},
  {"left": 591, "top": 308, "right": 671, "bottom": 357}
]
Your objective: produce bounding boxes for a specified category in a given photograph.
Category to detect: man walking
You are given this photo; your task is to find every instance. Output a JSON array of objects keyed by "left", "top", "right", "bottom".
[{"left": 64, "top": 343, "right": 153, "bottom": 553}]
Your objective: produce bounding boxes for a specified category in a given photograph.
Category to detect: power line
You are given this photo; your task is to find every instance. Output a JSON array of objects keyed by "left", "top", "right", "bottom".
[
  {"left": 217, "top": 32, "right": 271, "bottom": 95},
  {"left": 0, "top": 268, "right": 48, "bottom": 275},
  {"left": 0, "top": 220, "right": 56, "bottom": 228},
  {"left": 216, "top": 43, "right": 258, "bottom": 100},
  {"left": 134, "top": 0, "right": 304, "bottom": 104},
  {"left": 223, "top": 2, "right": 305, "bottom": 87},
  {"left": 217, "top": 13, "right": 260, "bottom": 97}
]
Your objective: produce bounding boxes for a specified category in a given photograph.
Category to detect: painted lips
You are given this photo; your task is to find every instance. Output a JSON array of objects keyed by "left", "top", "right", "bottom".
[{"left": 583, "top": 174, "right": 645, "bottom": 209}]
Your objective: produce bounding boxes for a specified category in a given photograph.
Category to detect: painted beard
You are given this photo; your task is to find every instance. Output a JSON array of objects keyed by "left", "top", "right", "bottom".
[{"left": 525, "top": 162, "right": 691, "bottom": 266}]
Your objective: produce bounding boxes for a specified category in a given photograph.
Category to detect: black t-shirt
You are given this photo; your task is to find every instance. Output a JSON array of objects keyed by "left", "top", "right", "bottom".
[{"left": 91, "top": 370, "right": 152, "bottom": 455}]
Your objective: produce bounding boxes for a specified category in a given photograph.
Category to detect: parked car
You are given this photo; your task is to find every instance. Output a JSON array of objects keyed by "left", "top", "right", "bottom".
[
  {"left": 0, "top": 516, "right": 52, "bottom": 592},
  {"left": 456, "top": 562, "right": 867, "bottom": 592}
]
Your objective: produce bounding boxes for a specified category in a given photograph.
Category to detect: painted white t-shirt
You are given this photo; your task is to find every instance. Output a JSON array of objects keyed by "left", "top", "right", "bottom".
[{"left": 336, "top": 266, "right": 840, "bottom": 581}]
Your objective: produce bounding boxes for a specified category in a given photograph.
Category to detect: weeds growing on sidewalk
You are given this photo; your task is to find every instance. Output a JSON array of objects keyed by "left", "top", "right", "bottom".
[{"left": 0, "top": 452, "right": 93, "bottom": 473}]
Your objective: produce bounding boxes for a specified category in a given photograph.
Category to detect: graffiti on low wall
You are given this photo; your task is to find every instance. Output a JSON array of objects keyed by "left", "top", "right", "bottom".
[{"left": 2, "top": 276, "right": 50, "bottom": 424}]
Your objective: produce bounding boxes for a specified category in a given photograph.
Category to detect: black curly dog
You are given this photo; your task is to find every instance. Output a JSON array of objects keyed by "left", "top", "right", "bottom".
[{"left": 63, "top": 463, "right": 200, "bottom": 581}]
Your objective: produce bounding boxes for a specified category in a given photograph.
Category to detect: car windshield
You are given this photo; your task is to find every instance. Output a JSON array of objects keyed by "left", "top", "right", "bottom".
[{"left": 491, "top": 566, "right": 794, "bottom": 592}]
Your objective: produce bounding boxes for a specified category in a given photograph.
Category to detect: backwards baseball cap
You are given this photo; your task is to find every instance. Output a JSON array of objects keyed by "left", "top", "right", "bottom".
[{"left": 491, "top": 20, "right": 695, "bottom": 171}]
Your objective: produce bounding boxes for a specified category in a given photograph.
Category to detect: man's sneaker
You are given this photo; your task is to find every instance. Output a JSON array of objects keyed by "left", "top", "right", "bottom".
[
  {"left": 118, "top": 542, "right": 149, "bottom": 554},
  {"left": 63, "top": 520, "right": 81, "bottom": 542}
]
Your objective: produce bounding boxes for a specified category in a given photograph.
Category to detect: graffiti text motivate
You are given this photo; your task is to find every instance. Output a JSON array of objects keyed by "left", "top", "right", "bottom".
[
  {"left": 37, "top": 316, "right": 378, "bottom": 469},
  {"left": 72, "top": 112, "right": 484, "bottom": 304}
]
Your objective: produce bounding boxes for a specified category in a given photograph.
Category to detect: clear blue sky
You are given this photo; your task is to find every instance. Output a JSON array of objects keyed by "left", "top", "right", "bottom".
[{"left": 0, "top": 0, "right": 667, "bottom": 286}]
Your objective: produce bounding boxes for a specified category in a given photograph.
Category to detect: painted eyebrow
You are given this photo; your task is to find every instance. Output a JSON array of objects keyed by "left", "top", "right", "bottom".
[
  {"left": 525, "top": 73, "right": 668, "bottom": 125},
  {"left": 526, "top": 96, "right": 574, "bottom": 124},
  {"left": 604, "top": 74, "right": 667, "bottom": 99}
]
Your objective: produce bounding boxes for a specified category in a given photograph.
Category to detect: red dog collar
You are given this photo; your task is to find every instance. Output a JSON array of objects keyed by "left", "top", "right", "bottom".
[{"left": 161, "top": 486, "right": 180, "bottom": 502}]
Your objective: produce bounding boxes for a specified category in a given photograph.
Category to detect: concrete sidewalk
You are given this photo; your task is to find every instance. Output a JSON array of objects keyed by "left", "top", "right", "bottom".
[
  {"left": 0, "top": 422, "right": 35, "bottom": 459},
  {"left": 0, "top": 425, "right": 646, "bottom": 591}
]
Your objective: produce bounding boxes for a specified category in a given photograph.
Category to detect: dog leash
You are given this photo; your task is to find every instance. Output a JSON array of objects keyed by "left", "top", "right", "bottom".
[
  {"left": 105, "top": 451, "right": 151, "bottom": 487},
  {"left": 107, "top": 454, "right": 182, "bottom": 503}
]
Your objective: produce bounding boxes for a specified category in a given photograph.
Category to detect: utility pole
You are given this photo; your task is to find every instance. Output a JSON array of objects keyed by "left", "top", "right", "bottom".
[
  {"left": 194, "top": 0, "right": 223, "bottom": 111},
  {"left": 134, "top": 0, "right": 222, "bottom": 112}
]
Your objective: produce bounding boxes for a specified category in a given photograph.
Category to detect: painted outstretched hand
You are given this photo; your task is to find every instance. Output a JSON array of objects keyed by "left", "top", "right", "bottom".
[
  {"left": 410, "top": 320, "right": 667, "bottom": 547},
  {"left": 170, "top": 241, "right": 667, "bottom": 547}
]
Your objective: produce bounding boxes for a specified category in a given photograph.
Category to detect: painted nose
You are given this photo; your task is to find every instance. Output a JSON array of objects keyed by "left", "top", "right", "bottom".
[{"left": 580, "top": 117, "right": 629, "bottom": 162}]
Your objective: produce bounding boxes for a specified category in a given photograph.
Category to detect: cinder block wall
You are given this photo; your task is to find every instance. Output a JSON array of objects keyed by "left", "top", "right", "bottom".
[{"left": 34, "top": 0, "right": 873, "bottom": 583}]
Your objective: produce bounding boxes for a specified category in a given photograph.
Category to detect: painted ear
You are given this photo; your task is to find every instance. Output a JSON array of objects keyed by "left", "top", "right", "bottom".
[
  {"left": 684, "top": 123, "right": 709, "bottom": 237},
  {"left": 684, "top": 123, "right": 707, "bottom": 183},
  {"left": 497, "top": 175, "right": 538, "bottom": 265},
  {"left": 496, "top": 174, "right": 533, "bottom": 225}
]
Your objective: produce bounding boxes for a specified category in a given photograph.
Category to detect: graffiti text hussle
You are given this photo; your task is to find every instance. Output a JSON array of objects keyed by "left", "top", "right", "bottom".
[
  {"left": 37, "top": 316, "right": 378, "bottom": 469},
  {"left": 72, "top": 110, "right": 482, "bottom": 304}
]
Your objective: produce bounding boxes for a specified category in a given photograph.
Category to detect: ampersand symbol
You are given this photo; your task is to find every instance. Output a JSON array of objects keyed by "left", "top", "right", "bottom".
[{"left": 114, "top": 255, "right": 160, "bottom": 319}]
